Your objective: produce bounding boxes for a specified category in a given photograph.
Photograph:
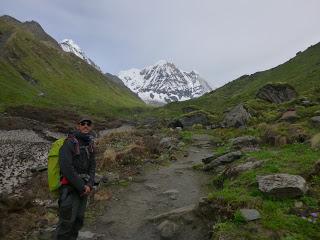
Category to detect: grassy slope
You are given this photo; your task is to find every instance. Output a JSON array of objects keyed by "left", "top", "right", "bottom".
[
  {"left": 154, "top": 42, "right": 320, "bottom": 119},
  {"left": 0, "top": 18, "right": 146, "bottom": 117},
  {"left": 168, "top": 42, "right": 320, "bottom": 239}
]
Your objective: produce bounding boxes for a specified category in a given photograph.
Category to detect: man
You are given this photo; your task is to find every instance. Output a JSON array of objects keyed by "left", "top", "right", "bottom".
[{"left": 55, "top": 117, "right": 96, "bottom": 240}]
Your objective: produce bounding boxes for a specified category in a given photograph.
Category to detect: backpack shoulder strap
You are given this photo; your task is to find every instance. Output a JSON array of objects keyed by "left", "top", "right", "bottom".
[{"left": 66, "top": 133, "right": 80, "bottom": 155}]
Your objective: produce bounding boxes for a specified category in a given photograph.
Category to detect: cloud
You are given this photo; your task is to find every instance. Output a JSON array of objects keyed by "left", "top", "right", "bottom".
[{"left": 1, "top": 0, "right": 320, "bottom": 88}]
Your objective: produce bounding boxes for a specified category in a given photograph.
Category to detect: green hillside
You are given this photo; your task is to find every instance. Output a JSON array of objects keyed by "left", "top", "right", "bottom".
[
  {"left": 156, "top": 42, "right": 320, "bottom": 119},
  {"left": 0, "top": 15, "right": 145, "bottom": 117}
]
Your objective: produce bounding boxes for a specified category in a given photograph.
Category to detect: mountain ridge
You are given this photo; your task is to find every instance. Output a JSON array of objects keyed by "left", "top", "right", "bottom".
[
  {"left": 118, "top": 60, "right": 212, "bottom": 105},
  {"left": 0, "top": 15, "right": 145, "bottom": 116},
  {"left": 59, "top": 39, "right": 101, "bottom": 72}
]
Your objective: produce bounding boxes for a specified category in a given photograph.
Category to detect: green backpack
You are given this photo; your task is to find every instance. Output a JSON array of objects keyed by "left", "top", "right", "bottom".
[{"left": 47, "top": 138, "right": 66, "bottom": 192}]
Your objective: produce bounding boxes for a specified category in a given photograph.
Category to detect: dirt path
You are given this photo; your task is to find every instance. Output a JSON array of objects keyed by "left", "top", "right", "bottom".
[{"left": 83, "top": 145, "right": 213, "bottom": 240}]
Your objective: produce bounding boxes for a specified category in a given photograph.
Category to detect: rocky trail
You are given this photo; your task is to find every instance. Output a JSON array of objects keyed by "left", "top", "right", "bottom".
[{"left": 81, "top": 145, "right": 213, "bottom": 240}]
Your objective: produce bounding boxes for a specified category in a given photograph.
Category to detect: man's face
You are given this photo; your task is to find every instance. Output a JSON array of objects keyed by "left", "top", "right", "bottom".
[{"left": 77, "top": 120, "right": 93, "bottom": 134}]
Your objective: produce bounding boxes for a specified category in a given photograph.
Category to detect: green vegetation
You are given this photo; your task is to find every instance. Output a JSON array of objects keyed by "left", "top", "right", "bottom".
[
  {"left": 147, "top": 41, "right": 320, "bottom": 120},
  {"left": 0, "top": 16, "right": 146, "bottom": 117}
]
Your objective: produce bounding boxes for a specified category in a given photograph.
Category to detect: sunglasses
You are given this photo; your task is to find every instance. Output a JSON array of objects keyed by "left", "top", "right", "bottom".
[{"left": 79, "top": 121, "right": 92, "bottom": 126}]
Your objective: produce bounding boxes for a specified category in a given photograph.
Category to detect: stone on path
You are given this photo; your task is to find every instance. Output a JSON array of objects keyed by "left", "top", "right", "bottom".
[
  {"left": 145, "top": 183, "right": 159, "bottom": 190},
  {"left": 239, "top": 209, "right": 261, "bottom": 221},
  {"left": 147, "top": 204, "right": 196, "bottom": 223},
  {"left": 162, "top": 189, "right": 179, "bottom": 200},
  {"left": 78, "top": 231, "right": 105, "bottom": 240},
  {"left": 257, "top": 173, "right": 308, "bottom": 198},
  {"left": 157, "top": 220, "right": 179, "bottom": 239}
]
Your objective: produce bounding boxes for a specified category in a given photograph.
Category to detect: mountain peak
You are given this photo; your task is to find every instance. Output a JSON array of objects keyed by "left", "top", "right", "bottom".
[
  {"left": 154, "top": 59, "right": 169, "bottom": 66},
  {"left": 118, "top": 60, "right": 212, "bottom": 105},
  {"left": 59, "top": 39, "right": 101, "bottom": 72}
]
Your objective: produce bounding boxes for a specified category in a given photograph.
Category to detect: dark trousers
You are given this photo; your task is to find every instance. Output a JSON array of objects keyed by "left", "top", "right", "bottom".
[{"left": 55, "top": 186, "right": 88, "bottom": 240}]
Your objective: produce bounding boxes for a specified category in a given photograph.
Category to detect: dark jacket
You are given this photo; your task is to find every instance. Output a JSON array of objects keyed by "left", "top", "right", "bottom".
[{"left": 59, "top": 132, "right": 96, "bottom": 193}]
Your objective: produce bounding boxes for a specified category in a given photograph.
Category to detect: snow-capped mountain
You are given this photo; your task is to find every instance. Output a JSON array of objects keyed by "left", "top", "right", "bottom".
[
  {"left": 59, "top": 39, "right": 101, "bottom": 71},
  {"left": 118, "top": 60, "right": 212, "bottom": 105}
]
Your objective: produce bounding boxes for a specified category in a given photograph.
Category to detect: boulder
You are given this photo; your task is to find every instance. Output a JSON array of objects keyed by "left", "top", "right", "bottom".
[
  {"left": 256, "top": 83, "right": 298, "bottom": 103},
  {"left": 230, "top": 136, "right": 259, "bottom": 150},
  {"left": 223, "top": 158, "right": 263, "bottom": 178},
  {"left": 203, "top": 151, "right": 243, "bottom": 171},
  {"left": 179, "top": 111, "right": 210, "bottom": 128},
  {"left": 257, "top": 174, "right": 308, "bottom": 198},
  {"left": 221, "top": 104, "right": 251, "bottom": 128},
  {"left": 311, "top": 116, "right": 320, "bottom": 127},
  {"left": 280, "top": 110, "right": 298, "bottom": 122},
  {"left": 239, "top": 209, "right": 261, "bottom": 222}
]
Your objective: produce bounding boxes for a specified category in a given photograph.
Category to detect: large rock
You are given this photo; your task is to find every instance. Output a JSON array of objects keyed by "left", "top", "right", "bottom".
[
  {"left": 223, "top": 158, "right": 263, "bottom": 178},
  {"left": 256, "top": 83, "right": 298, "bottom": 103},
  {"left": 179, "top": 111, "right": 210, "bottom": 128},
  {"left": 203, "top": 151, "right": 243, "bottom": 171},
  {"left": 239, "top": 209, "right": 261, "bottom": 222},
  {"left": 221, "top": 104, "right": 251, "bottom": 128},
  {"left": 230, "top": 136, "right": 259, "bottom": 150},
  {"left": 257, "top": 174, "right": 308, "bottom": 198}
]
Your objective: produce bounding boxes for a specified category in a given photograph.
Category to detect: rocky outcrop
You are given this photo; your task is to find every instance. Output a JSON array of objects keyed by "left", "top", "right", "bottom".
[
  {"left": 203, "top": 151, "right": 243, "bottom": 171},
  {"left": 256, "top": 83, "right": 298, "bottom": 103},
  {"left": 221, "top": 104, "right": 251, "bottom": 128},
  {"left": 257, "top": 174, "right": 308, "bottom": 198}
]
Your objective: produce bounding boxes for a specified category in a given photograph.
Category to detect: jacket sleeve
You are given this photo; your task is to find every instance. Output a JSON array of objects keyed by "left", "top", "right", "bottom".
[
  {"left": 59, "top": 140, "right": 85, "bottom": 193},
  {"left": 87, "top": 148, "right": 96, "bottom": 188}
]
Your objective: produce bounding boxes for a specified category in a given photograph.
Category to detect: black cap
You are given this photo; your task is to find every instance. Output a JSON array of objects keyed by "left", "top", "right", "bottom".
[{"left": 78, "top": 116, "right": 93, "bottom": 124}]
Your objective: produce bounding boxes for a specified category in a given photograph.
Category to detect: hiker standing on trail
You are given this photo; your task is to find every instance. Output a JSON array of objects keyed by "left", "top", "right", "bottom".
[{"left": 55, "top": 117, "right": 96, "bottom": 240}]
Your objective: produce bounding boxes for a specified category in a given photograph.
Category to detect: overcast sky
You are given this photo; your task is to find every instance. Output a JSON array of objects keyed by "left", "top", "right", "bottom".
[{"left": 1, "top": 0, "right": 320, "bottom": 88}]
